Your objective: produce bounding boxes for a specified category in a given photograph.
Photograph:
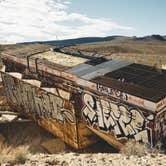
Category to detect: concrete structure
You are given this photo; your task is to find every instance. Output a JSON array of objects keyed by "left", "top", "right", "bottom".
[{"left": 0, "top": 44, "right": 165, "bottom": 149}]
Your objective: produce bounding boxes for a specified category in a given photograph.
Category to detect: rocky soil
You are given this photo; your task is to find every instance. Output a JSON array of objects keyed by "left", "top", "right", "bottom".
[
  {"left": 0, "top": 122, "right": 165, "bottom": 166},
  {"left": 26, "top": 152, "right": 166, "bottom": 166}
]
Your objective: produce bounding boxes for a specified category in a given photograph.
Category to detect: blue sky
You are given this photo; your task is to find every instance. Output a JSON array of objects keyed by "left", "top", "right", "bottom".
[
  {"left": 0, "top": 0, "right": 165, "bottom": 44},
  {"left": 69, "top": 0, "right": 166, "bottom": 36}
]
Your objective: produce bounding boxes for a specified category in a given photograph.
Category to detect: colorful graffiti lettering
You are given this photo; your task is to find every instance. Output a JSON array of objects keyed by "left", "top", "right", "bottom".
[
  {"left": 82, "top": 93, "right": 153, "bottom": 144},
  {"left": 2, "top": 74, "right": 75, "bottom": 123}
]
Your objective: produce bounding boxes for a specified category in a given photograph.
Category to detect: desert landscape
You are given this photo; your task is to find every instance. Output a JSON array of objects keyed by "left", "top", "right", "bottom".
[
  {"left": 0, "top": 121, "right": 166, "bottom": 166},
  {"left": 0, "top": 37, "right": 166, "bottom": 165},
  {"left": 0, "top": 0, "right": 166, "bottom": 165},
  {"left": 63, "top": 35, "right": 166, "bottom": 68}
]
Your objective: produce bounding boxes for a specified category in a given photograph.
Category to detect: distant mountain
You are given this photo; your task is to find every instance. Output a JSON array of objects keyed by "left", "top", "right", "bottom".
[
  {"left": 21, "top": 36, "right": 126, "bottom": 46},
  {"left": 20, "top": 35, "right": 166, "bottom": 46}
]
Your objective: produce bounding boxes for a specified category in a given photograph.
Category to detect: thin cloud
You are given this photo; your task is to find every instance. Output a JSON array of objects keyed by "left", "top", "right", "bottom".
[{"left": 0, "top": 0, "right": 132, "bottom": 44}]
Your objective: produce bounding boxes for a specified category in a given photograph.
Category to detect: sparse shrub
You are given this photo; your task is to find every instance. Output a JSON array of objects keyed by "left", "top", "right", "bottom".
[
  {"left": 120, "top": 140, "right": 151, "bottom": 157},
  {"left": 13, "top": 146, "right": 29, "bottom": 164},
  {"left": 0, "top": 144, "right": 29, "bottom": 165},
  {"left": 120, "top": 140, "right": 165, "bottom": 157},
  {"left": 161, "top": 137, "right": 166, "bottom": 154},
  {"left": 152, "top": 140, "right": 166, "bottom": 154}
]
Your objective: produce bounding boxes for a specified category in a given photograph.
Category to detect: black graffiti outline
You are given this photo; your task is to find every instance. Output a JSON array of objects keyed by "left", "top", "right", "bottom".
[
  {"left": 82, "top": 93, "right": 97, "bottom": 126},
  {"left": 2, "top": 74, "right": 76, "bottom": 124},
  {"left": 97, "top": 84, "right": 128, "bottom": 101},
  {"left": 82, "top": 93, "right": 152, "bottom": 144}
]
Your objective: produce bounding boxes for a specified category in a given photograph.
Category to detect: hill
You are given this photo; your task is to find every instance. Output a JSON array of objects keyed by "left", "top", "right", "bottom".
[
  {"left": 20, "top": 36, "right": 125, "bottom": 46},
  {"left": 61, "top": 35, "right": 166, "bottom": 67},
  {"left": 20, "top": 35, "right": 166, "bottom": 46},
  {"left": 1, "top": 34, "right": 166, "bottom": 68}
]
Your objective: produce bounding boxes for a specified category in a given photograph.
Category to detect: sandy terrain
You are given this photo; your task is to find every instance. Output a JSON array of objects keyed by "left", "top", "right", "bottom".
[
  {"left": 26, "top": 152, "right": 166, "bottom": 166},
  {"left": 0, "top": 122, "right": 165, "bottom": 166}
]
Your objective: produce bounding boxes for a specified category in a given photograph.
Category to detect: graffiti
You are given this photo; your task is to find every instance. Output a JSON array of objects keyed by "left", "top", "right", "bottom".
[
  {"left": 82, "top": 93, "right": 153, "bottom": 144},
  {"left": 97, "top": 84, "right": 128, "bottom": 101},
  {"left": 2, "top": 74, "right": 75, "bottom": 123},
  {"left": 155, "top": 110, "right": 166, "bottom": 140},
  {"left": 157, "top": 97, "right": 166, "bottom": 110}
]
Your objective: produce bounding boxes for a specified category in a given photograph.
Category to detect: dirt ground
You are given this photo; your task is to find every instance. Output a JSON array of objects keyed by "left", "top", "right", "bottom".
[{"left": 0, "top": 122, "right": 165, "bottom": 166}]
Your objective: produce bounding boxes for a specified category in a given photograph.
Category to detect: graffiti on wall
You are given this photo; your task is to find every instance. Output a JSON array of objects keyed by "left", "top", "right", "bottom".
[
  {"left": 82, "top": 93, "right": 154, "bottom": 144},
  {"left": 2, "top": 74, "right": 75, "bottom": 124},
  {"left": 97, "top": 84, "right": 128, "bottom": 101},
  {"left": 157, "top": 97, "right": 166, "bottom": 111},
  {"left": 155, "top": 110, "right": 166, "bottom": 140}
]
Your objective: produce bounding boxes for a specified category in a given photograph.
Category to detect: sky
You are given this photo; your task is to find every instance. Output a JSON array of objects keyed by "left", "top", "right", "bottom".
[{"left": 0, "top": 0, "right": 165, "bottom": 44}]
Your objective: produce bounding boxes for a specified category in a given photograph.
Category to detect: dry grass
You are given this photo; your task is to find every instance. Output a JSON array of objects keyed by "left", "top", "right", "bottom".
[
  {"left": 65, "top": 40, "right": 166, "bottom": 67},
  {"left": 121, "top": 141, "right": 150, "bottom": 157},
  {"left": 0, "top": 141, "right": 29, "bottom": 165},
  {"left": 162, "top": 138, "right": 166, "bottom": 153},
  {"left": 120, "top": 140, "right": 150, "bottom": 157},
  {"left": 120, "top": 140, "right": 165, "bottom": 157}
]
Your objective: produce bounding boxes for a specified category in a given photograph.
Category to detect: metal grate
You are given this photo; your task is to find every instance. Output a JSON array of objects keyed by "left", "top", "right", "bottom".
[{"left": 92, "top": 63, "right": 166, "bottom": 102}]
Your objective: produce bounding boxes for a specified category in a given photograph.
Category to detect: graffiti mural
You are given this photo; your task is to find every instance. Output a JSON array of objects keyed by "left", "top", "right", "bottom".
[
  {"left": 82, "top": 93, "right": 154, "bottom": 144},
  {"left": 1, "top": 74, "right": 75, "bottom": 123},
  {"left": 97, "top": 84, "right": 128, "bottom": 101}
]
